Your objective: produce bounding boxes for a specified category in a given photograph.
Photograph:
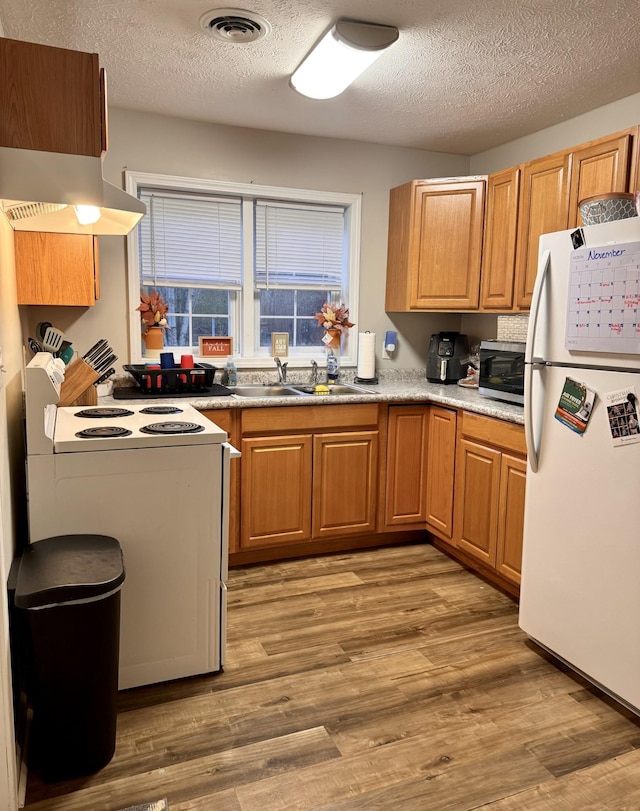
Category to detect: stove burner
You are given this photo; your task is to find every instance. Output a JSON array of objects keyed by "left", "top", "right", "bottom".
[
  {"left": 139, "top": 421, "right": 205, "bottom": 435},
  {"left": 139, "top": 406, "right": 183, "bottom": 415},
  {"left": 75, "top": 407, "right": 134, "bottom": 419},
  {"left": 75, "top": 426, "right": 133, "bottom": 439}
]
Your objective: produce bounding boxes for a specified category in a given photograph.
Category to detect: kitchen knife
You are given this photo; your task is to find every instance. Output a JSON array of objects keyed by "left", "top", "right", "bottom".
[{"left": 94, "top": 367, "right": 116, "bottom": 386}]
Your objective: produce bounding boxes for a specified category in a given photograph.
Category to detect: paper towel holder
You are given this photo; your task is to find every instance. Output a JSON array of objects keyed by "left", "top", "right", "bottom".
[{"left": 354, "top": 330, "right": 378, "bottom": 385}]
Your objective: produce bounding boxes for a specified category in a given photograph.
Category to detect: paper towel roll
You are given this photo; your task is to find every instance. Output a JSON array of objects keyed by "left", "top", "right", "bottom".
[{"left": 357, "top": 332, "right": 376, "bottom": 380}]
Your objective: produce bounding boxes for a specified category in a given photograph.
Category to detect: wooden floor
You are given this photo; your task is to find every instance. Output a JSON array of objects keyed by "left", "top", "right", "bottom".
[{"left": 23, "top": 542, "right": 640, "bottom": 811}]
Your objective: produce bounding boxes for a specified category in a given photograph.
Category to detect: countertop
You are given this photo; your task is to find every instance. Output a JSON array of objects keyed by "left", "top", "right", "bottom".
[{"left": 102, "top": 371, "right": 525, "bottom": 426}]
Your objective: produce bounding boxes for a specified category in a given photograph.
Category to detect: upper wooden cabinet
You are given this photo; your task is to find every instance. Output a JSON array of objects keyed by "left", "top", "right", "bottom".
[
  {"left": 14, "top": 232, "right": 100, "bottom": 306},
  {"left": 569, "top": 129, "right": 637, "bottom": 227},
  {"left": 480, "top": 167, "right": 521, "bottom": 310},
  {"left": 391, "top": 127, "right": 639, "bottom": 315},
  {"left": 514, "top": 150, "right": 571, "bottom": 310},
  {"left": 0, "top": 37, "right": 106, "bottom": 157},
  {"left": 385, "top": 176, "right": 486, "bottom": 311}
]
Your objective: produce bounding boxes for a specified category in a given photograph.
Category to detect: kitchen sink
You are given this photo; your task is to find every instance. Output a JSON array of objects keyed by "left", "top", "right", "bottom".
[
  {"left": 232, "top": 383, "right": 377, "bottom": 398},
  {"left": 232, "top": 385, "right": 307, "bottom": 398},
  {"left": 292, "top": 383, "right": 376, "bottom": 396}
]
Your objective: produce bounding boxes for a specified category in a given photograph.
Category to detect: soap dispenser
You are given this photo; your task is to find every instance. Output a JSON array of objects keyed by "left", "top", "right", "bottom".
[{"left": 222, "top": 356, "right": 237, "bottom": 386}]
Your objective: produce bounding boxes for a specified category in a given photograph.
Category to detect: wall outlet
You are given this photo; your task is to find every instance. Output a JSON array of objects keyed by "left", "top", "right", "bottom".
[{"left": 382, "top": 343, "right": 391, "bottom": 360}]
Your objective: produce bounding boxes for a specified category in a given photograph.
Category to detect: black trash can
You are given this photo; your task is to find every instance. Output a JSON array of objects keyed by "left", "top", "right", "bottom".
[{"left": 13, "top": 534, "right": 125, "bottom": 783}]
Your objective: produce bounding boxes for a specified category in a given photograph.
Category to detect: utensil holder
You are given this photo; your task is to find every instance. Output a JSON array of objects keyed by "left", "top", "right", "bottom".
[{"left": 58, "top": 359, "right": 100, "bottom": 407}]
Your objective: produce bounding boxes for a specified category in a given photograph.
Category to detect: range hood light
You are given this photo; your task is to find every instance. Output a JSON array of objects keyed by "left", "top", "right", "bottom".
[
  {"left": 0, "top": 147, "right": 146, "bottom": 235},
  {"left": 74, "top": 205, "right": 101, "bottom": 225}
]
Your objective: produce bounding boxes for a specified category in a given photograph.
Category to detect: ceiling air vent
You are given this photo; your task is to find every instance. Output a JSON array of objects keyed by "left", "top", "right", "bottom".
[{"left": 199, "top": 8, "right": 272, "bottom": 43}]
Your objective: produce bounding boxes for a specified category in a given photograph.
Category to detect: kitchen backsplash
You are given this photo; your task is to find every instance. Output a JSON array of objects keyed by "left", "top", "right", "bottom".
[{"left": 496, "top": 314, "right": 529, "bottom": 342}]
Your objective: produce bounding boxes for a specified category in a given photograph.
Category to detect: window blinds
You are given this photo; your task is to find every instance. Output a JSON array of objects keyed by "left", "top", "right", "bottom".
[
  {"left": 138, "top": 190, "right": 242, "bottom": 288},
  {"left": 254, "top": 199, "right": 345, "bottom": 288}
]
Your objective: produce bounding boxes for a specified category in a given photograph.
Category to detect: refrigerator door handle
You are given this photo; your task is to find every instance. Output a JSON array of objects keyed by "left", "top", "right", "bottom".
[
  {"left": 524, "top": 248, "right": 550, "bottom": 474},
  {"left": 525, "top": 248, "right": 550, "bottom": 365},
  {"left": 524, "top": 361, "right": 539, "bottom": 473}
]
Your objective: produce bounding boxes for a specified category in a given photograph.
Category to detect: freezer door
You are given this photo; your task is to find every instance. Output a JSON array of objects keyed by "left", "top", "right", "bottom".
[
  {"left": 530, "top": 217, "right": 640, "bottom": 369},
  {"left": 520, "top": 362, "right": 640, "bottom": 712}
]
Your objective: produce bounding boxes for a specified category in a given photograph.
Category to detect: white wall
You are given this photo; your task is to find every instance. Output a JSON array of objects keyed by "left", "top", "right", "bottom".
[
  {"left": 470, "top": 91, "right": 640, "bottom": 174},
  {"left": 21, "top": 110, "right": 471, "bottom": 372}
]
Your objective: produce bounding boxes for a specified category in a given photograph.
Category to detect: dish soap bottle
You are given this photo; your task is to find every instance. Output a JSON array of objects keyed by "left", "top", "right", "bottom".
[
  {"left": 223, "top": 356, "right": 237, "bottom": 387},
  {"left": 326, "top": 349, "right": 339, "bottom": 385}
]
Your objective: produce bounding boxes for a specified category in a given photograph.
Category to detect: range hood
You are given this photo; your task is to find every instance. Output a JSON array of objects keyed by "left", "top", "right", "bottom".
[{"left": 0, "top": 146, "right": 146, "bottom": 235}]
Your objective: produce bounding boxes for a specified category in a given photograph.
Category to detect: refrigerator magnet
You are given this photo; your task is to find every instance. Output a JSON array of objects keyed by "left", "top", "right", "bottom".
[
  {"left": 554, "top": 377, "right": 596, "bottom": 435},
  {"left": 605, "top": 387, "right": 640, "bottom": 447}
]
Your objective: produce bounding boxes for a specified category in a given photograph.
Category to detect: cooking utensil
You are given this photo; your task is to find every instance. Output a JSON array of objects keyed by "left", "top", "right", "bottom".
[
  {"left": 82, "top": 340, "right": 117, "bottom": 376},
  {"left": 58, "top": 342, "right": 75, "bottom": 365},
  {"left": 42, "top": 326, "right": 65, "bottom": 354},
  {"left": 94, "top": 368, "right": 115, "bottom": 386},
  {"left": 28, "top": 337, "right": 43, "bottom": 355},
  {"left": 36, "top": 321, "right": 52, "bottom": 341},
  {"left": 83, "top": 339, "right": 108, "bottom": 362}
]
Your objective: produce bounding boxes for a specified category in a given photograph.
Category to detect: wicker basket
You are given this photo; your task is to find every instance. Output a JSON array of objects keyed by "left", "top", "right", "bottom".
[{"left": 578, "top": 193, "right": 636, "bottom": 226}]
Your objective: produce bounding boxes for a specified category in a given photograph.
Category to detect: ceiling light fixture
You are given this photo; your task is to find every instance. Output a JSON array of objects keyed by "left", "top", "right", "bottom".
[{"left": 291, "top": 20, "right": 399, "bottom": 100}]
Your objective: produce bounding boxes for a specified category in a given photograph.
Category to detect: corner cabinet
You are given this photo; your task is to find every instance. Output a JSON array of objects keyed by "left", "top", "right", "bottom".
[
  {"left": 453, "top": 412, "right": 527, "bottom": 590},
  {"left": 385, "top": 177, "right": 486, "bottom": 311},
  {"left": 14, "top": 232, "right": 100, "bottom": 306},
  {"left": 384, "top": 404, "right": 430, "bottom": 526}
]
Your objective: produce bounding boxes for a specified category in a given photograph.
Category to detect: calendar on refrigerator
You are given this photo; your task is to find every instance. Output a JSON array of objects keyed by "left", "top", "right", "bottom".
[{"left": 565, "top": 240, "right": 640, "bottom": 354}]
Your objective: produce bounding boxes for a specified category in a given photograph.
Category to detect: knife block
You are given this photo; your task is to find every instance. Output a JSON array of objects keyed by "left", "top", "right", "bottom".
[{"left": 58, "top": 359, "right": 99, "bottom": 407}]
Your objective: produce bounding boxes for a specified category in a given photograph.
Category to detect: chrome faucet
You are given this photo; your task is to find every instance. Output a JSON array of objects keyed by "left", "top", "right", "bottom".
[
  {"left": 274, "top": 356, "right": 288, "bottom": 383},
  {"left": 310, "top": 359, "right": 319, "bottom": 385}
]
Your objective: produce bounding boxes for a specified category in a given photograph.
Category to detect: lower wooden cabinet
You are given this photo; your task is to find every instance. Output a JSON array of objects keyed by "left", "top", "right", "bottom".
[
  {"left": 384, "top": 405, "right": 429, "bottom": 526},
  {"left": 495, "top": 454, "right": 527, "bottom": 584},
  {"left": 313, "top": 431, "right": 378, "bottom": 539},
  {"left": 241, "top": 434, "right": 313, "bottom": 549},
  {"left": 15, "top": 231, "right": 100, "bottom": 306},
  {"left": 237, "top": 404, "right": 380, "bottom": 554},
  {"left": 425, "top": 406, "right": 457, "bottom": 539},
  {"left": 453, "top": 413, "right": 527, "bottom": 587}
]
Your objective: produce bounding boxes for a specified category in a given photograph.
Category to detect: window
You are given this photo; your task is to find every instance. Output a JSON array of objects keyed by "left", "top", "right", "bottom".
[{"left": 126, "top": 172, "right": 361, "bottom": 367}]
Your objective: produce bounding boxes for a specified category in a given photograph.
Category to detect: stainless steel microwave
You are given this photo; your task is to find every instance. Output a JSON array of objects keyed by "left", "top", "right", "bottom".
[{"left": 478, "top": 340, "right": 526, "bottom": 405}]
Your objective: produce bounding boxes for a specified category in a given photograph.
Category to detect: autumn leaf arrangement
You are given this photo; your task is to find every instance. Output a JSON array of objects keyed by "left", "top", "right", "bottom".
[
  {"left": 313, "top": 302, "right": 355, "bottom": 334},
  {"left": 137, "top": 290, "right": 169, "bottom": 332}
]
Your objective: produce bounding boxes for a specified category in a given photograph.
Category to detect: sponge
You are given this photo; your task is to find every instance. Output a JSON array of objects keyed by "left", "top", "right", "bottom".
[{"left": 314, "top": 385, "right": 330, "bottom": 395}]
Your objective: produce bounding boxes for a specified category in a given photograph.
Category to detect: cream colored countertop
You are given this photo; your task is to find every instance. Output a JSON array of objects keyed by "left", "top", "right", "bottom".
[{"left": 102, "top": 371, "right": 524, "bottom": 426}]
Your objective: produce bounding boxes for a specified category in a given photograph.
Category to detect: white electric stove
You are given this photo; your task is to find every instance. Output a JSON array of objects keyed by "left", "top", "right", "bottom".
[{"left": 25, "top": 353, "right": 236, "bottom": 690}]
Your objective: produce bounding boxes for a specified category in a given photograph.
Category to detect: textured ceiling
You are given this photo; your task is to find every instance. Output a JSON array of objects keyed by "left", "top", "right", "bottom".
[{"left": 1, "top": 0, "right": 640, "bottom": 155}]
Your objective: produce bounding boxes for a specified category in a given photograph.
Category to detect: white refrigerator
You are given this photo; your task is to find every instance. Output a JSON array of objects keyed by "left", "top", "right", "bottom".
[{"left": 519, "top": 215, "right": 640, "bottom": 714}]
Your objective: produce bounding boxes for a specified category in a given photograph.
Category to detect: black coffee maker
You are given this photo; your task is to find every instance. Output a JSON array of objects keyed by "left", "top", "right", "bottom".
[{"left": 426, "top": 332, "right": 470, "bottom": 383}]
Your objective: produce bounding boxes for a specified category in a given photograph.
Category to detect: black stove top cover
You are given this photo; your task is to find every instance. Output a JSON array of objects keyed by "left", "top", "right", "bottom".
[
  {"left": 75, "top": 426, "right": 133, "bottom": 439},
  {"left": 75, "top": 407, "right": 134, "bottom": 419},
  {"left": 139, "top": 421, "right": 205, "bottom": 435},
  {"left": 139, "top": 406, "right": 183, "bottom": 415}
]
